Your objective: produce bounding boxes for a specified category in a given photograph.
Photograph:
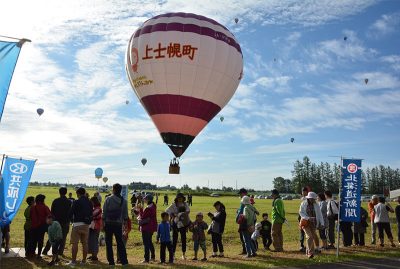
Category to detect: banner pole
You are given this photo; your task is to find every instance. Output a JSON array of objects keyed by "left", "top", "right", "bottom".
[{"left": 336, "top": 156, "right": 343, "bottom": 258}]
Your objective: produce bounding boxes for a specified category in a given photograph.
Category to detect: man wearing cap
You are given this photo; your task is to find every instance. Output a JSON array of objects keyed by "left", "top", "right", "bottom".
[
  {"left": 236, "top": 188, "right": 248, "bottom": 255},
  {"left": 368, "top": 195, "right": 379, "bottom": 244},
  {"left": 271, "top": 189, "right": 285, "bottom": 252}
]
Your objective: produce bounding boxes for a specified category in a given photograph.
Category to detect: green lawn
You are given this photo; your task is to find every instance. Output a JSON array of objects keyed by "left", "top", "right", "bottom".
[{"left": 1, "top": 186, "right": 399, "bottom": 268}]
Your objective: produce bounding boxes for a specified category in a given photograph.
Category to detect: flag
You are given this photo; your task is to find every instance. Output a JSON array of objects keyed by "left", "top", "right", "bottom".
[
  {"left": 0, "top": 40, "right": 23, "bottom": 122},
  {"left": 0, "top": 156, "right": 35, "bottom": 227},
  {"left": 340, "top": 159, "right": 362, "bottom": 222}
]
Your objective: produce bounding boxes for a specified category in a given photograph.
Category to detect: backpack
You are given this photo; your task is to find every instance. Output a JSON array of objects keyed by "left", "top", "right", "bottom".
[{"left": 107, "top": 196, "right": 123, "bottom": 221}]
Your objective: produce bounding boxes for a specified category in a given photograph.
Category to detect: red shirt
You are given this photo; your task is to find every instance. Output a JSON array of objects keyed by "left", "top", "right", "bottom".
[
  {"left": 139, "top": 203, "right": 157, "bottom": 233},
  {"left": 30, "top": 202, "right": 51, "bottom": 229}
]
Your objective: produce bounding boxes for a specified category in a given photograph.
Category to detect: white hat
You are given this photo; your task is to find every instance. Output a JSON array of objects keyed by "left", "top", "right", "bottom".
[
  {"left": 371, "top": 195, "right": 378, "bottom": 199},
  {"left": 305, "top": 192, "right": 318, "bottom": 199},
  {"left": 241, "top": 196, "right": 251, "bottom": 205}
]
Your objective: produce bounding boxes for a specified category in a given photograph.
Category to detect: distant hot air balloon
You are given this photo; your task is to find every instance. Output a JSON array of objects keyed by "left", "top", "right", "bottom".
[
  {"left": 220, "top": 116, "right": 224, "bottom": 122},
  {"left": 102, "top": 177, "right": 108, "bottom": 183},
  {"left": 37, "top": 108, "right": 44, "bottom": 116},
  {"left": 273, "top": 58, "right": 276, "bottom": 62},
  {"left": 141, "top": 158, "right": 147, "bottom": 166},
  {"left": 126, "top": 100, "right": 130, "bottom": 105},
  {"left": 344, "top": 36, "right": 347, "bottom": 41},
  {"left": 235, "top": 18, "right": 239, "bottom": 24},
  {"left": 291, "top": 138, "right": 295, "bottom": 143},
  {"left": 364, "top": 78, "right": 369, "bottom": 84},
  {"left": 95, "top": 168, "right": 103, "bottom": 179},
  {"left": 126, "top": 13, "right": 243, "bottom": 158}
]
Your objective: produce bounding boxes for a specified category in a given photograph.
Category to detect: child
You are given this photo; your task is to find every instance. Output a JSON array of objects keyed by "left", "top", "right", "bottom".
[
  {"left": 189, "top": 212, "right": 208, "bottom": 261},
  {"left": 177, "top": 206, "right": 191, "bottom": 229},
  {"left": 117, "top": 217, "right": 132, "bottom": 264},
  {"left": 251, "top": 223, "right": 262, "bottom": 251},
  {"left": 46, "top": 215, "right": 63, "bottom": 266},
  {"left": 157, "top": 212, "right": 174, "bottom": 264},
  {"left": 353, "top": 206, "right": 368, "bottom": 246},
  {"left": 260, "top": 213, "right": 272, "bottom": 250}
]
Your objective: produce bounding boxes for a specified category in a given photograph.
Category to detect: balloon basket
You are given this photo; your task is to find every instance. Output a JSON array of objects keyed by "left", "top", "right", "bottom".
[{"left": 169, "top": 165, "right": 180, "bottom": 174}]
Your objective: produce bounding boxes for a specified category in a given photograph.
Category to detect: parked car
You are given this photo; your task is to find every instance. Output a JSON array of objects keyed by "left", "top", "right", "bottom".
[
  {"left": 210, "top": 193, "right": 220, "bottom": 197},
  {"left": 258, "top": 195, "right": 265, "bottom": 199},
  {"left": 282, "top": 195, "right": 293, "bottom": 200}
]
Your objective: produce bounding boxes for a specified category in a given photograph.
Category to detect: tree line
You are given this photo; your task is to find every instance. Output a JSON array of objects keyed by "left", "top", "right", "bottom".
[{"left": 273, "top": 156, "right": 400, "bottom": 195}]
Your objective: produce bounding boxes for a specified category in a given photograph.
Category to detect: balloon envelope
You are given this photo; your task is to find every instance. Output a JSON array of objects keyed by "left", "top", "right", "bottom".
[
  {"left": 291, "top": 138, "right": 295, "bottom": 143},
  {"left": 103, "top": 177, "right": 108, "bottom": 183},
  {"left": 95, "top": 168, "right": 103, "bottom": 179},
  {"left": 235, "top": 18, "right": 239, "bottom": 24},
  {"left": 220, "top": 116, "right": 224, "bottom": 122},
  {"left": 344, "top": 36, "right": 347, "bottom": 41},
  {"left": 37, "top": 108, "right": 44, "bottom": 116},
  {"left": 126, "top": 13, "right": 243, "bottom": 157},
  {"left": 364, "top": 78, "right": 368, "bottom": 84},
  {"left": 126, "top": 100, "right": 130, "bottom": 105},
  {"left": 141, "top": 158, "right": 147, "bottom": 166}
]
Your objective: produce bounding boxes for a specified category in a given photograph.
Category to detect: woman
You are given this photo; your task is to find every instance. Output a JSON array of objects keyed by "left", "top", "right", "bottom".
[
  {"left": 208, "top": 201, "right": 227, "bottom": 258},
  {"left": 241, "top": 196, "right": 257, "bottom": 258},
  {"left": 166, "top": 193, "right": 190, "bottom": 260},
  {"left": 374, "top": 196, "right": 396, "bottom": 247},
  {"left": 353, "top": 206, "right": 368, "bottom": 246},
  {"left": 299, "top": 192, "right": 324, "bottom": 259},
  {"left": 30, "top": 194, "right": 51, "bottom": 258},
  {"left": 317, "top": 193, "right": 328, "bottom": 249},
  {"left": 139, "top": 194, "right": 157, "bottom": 263},
  {"left": 24, "top": 196, "right": 35, "bottom": 258},
  {"left": 88, "top": 196, "right": 102, "bottom": 261}
]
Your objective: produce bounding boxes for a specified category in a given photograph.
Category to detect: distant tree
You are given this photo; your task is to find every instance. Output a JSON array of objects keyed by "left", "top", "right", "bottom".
[{"left": 273, "top": 177, "right": 286, "bottom": 193}]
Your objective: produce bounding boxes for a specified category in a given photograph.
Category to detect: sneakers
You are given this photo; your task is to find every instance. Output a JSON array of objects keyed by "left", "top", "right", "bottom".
[
  {"left": 66, "top": 261, "right": 77, "bottom": 267},
  {"left": 200, "top": 258, "right": 207, "bottom": 261},
  {"left": 192, "top": 258, "right": 198, "bottom": 261},
  {"left": 218, "top": 253, "right": 224, "bottom": 257},
  {"left": 299, "top": 247, "right": 306, "bottom": 252},
  {"left": 181, "top": 254, "right": 187, "bottom": 260}
]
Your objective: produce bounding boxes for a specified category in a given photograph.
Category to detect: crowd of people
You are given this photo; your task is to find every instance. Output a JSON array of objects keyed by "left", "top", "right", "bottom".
[{"left": 1, "top": 185, "right": 400, "bottom": 266}]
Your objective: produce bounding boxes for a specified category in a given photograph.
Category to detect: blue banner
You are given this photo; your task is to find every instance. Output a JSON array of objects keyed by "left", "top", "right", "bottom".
[
  {"left": 0, "top": 157, "right": 35, "bottom": 227},
  {"left": 0, "top": 41, "right": 22, "bottom": 122},
  {"left": 340, "top": 159, "right": 362, "bottom": 222}
]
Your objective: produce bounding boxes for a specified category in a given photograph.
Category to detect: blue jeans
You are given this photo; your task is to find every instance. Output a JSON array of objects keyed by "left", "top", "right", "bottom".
[
  {"left": 242, "top": 231, "right": 256, "bottom": 256},
  {"left": 142, "top": 232, "right": 155, "bottom": 262},
  {"left": 104, "top": 223, "right": 128, "bottom": 265}
]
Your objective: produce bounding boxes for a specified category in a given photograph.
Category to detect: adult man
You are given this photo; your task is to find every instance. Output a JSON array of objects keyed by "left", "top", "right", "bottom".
[
  {"left": 43, "top": 187, "right": 72, "bottom": 256},
  {"left": 103, "top": 183, "right": 129, "bottom": 266},
  {"left": 235, "top": 188, "right": 248, "bottom": 255},
  {"left": 188, "top": 194, "right": 193, "bottom": 206},
  {"left": 298, "top": 187, "right": 309, "bottom": 252},
  {"left": 163, "top": 194, "right": 169, "bottom": 206},
  {"left": 325, "top": 190, "right": 339, "bottom": 248},
  {"left": 271, "top": 189, "right": 285, "bottom": 252},
  {"left": 368, "top": 195, "right": 379, "bottom": 244},
  {"left": 67, "top": 188, "right": 92, "bottom": 266}
]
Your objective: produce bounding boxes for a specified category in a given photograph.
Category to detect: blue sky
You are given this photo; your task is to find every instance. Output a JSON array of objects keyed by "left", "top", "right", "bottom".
[{"left": 0, "top": 0, "right": 399, "bottom": 190}]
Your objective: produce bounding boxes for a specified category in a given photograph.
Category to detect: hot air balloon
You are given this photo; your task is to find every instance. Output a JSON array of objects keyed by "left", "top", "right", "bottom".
[
  {"left": 102, "top": 177, "right": 108, "bottom": 183},
  {"left": 95, "top": 168, "right": 103, "bottom": 179},
  {"left": 37, "top": 108, "right": 44, "bottom": 116},
  {"left": 235, "top": 18, "right": 239, "bottom": 24},
  {"left": 141, "top": 158, "right": 147, "bottom": 166},
  {"left": 126, "top": 100, "right": 130, "bottom": 105},
  {"left": 126, "top": 13, "right": 243, "bottom": 159},
  {"left": 344, "top": 36, "right": 347, "bottom": 41},
  {"left": 290, "top": 138, "right": 295, "bottom": 143},
  {"left": 364, "top": 78, "right": 368, "bottom": 84},
  {"left": 220, "top": 116, "right": 224, "bottom": 122}
]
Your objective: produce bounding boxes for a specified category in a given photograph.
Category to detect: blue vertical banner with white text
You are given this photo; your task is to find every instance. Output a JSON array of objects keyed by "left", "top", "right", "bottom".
[
  {"left": 0, "top": 41, "right": 22, "bottom": 122},
  {"left": 0, "top": 157, "right": 35, "bottom": 227},
  {"left": 340, "top": 159, "right": 362, "bottom": 222}
]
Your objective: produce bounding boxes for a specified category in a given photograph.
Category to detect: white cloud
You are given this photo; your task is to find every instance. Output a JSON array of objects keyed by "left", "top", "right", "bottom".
[
  {"left": 381, "top": 55, "right": 400, "bottom": 71},
  {"left": 368, "top": 12, "right": 400, "bottom": 38}
]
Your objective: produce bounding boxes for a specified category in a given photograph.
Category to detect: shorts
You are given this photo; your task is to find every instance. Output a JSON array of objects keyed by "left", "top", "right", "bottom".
[
  {"left": 70, "top": 225, "right": 89, "bottom": 245},
  {"left": 1, "top": 224, "right": 10, "bottom": 234},
  {"left": 194, "top": 240, "right": 206, "bottom": 252}
]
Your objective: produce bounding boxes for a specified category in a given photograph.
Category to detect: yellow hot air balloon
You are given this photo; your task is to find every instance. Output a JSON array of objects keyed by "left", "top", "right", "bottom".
[{"left": 126, "top": 13, "right": 243, "bottom": 158}]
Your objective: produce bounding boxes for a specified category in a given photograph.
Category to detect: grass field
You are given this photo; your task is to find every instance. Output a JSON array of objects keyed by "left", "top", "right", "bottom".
[{"left": 1, "top": 186, "right": 400, "bottom": 268}]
